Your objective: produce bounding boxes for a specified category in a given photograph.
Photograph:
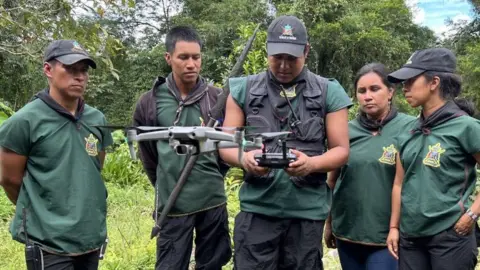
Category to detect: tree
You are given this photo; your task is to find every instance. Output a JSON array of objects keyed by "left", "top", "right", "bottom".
[
  {"left": 274, "top": 0, "right": 436, "bottom": 96},
  {"left": 0, "top": 0, "right": 125, "bottom": 109},
  {"left": 442, "top": 0, "right": 480, "bottom": 111},
  {"left": 168, "top": 0, "right": 271, "bottom": 82}
]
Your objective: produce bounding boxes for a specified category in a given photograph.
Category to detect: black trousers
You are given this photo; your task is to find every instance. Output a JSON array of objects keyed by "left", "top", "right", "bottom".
[
  {"left": 233, "top": 211, "right": 325, "bottom": 270},
  {"left": 399, "top": 226, "right": 478, "bottom": 270},
  {"left": 155, "top": 204, "right": 232, "bottom": 270},
  {"left": 29, "top": 249, "right": 99, "bottom": 270}
]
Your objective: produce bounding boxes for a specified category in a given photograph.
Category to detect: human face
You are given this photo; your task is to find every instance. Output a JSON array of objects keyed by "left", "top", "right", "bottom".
[
  {"left": 268, "top": 48, "right": 307, "bottom": 84},
  {"left": 402, "top": 74, "right": 439, "bottom": 108},
  {"left": 44, "top": 60, "right": 90, "bottom": 100},
  {"left": 356, "top": 72, "right": 393, "bottom": 119},
  {"left": 165, "top": 41, "right": 201, "bottom": 86}
]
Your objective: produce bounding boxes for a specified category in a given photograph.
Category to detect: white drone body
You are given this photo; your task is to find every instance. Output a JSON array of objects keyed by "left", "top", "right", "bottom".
[{"left": 125, "top": 126, "right": 265, "bottom": 162}]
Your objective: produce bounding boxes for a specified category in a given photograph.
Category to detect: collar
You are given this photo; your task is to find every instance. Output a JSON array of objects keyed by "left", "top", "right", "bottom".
[
  {"left": 357, "top": 106, "right": 398, "bottom": 133},
  {"left": 267, "top": 66, "right": 307, "bottom": 89},
  {"left": 411, "top": 101, "right": 467, "bottom": 135},
  {"left": 34, "top": 88, "right": 85, "bottom": 121}
]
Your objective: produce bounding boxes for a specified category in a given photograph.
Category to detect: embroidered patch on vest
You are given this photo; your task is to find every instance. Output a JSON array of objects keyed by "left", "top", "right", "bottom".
[
  {"left": 423, "top": 143, "right": 445, "bottom": 168},
  {"left": 85, "top": 134, "right": 99, "bottom": 156},
  {"left": 378, "top": 144, "right": 397, "bottom": 165}
]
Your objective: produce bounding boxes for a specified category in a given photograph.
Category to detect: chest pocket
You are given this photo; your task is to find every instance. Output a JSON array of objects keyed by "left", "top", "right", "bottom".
[
  {"left": 293, "top": 85, "right": 325, "bottom": 143},
  {"left": 245, "top": 77, "right": 276, "bottom": 137}
]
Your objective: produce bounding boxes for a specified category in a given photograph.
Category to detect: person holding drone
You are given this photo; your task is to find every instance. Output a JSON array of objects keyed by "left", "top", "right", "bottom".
[
  {"left": 220, "top": 15, "right": 352, "bottom": 269},
  {"left": 132, "top": 26, "right": 232, "bottom": 270}
]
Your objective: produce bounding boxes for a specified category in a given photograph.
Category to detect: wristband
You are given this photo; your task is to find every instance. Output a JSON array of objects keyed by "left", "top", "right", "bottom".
[
  {"left": 389, "top": 226, "right": 399, "bottom": 229},
  {"left": 466, "top": 208, "right": 479, "bottom": 222}
]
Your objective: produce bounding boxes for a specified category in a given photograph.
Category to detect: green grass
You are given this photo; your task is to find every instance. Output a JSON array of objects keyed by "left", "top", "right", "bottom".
[
  {"left": 0, "top": 180, "right": 343, "bottom": 270},
  {"left": 4, "top": 171, "right": 479, "bottom": 270},
  {"left": 0, "top": 183, "right": 157, "bottom": 270},
  {"left": 4, "top": 182, "right": 480, "bottom": 270}
]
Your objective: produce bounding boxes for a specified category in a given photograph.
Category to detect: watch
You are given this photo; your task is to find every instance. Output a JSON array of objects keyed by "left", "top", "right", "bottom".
[{"left": 466, "top": 208, "right": 479, "bottom": 221}]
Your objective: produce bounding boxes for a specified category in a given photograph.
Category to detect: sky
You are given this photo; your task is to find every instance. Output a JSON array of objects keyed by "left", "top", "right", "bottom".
[{"left": 406, "top": 0, "right": 476, "bottom": 37}]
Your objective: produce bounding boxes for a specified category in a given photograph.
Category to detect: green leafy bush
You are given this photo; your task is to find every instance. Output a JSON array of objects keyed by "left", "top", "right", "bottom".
[
  {"left": 102, "top": 143, "right": 150, "bottom": 189},
  {"left": 111, "top": 130, "right": 127, "bottom": 151},
  {"left": 0, "top": 101, "right": 14, "bottom": 126}
]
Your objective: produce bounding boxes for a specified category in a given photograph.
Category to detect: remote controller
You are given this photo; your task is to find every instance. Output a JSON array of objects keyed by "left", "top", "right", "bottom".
[{"left": 254, "top": 152, "right": 297, "bottom": 168}]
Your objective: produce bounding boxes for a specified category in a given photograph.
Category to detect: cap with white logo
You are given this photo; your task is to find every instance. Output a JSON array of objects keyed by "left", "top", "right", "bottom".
[
  {"left": 388, "top": 48, "right": 456, "bottom": 83},
  {"left": 267, "top": 15, "right": 308, "bottom": 58}
]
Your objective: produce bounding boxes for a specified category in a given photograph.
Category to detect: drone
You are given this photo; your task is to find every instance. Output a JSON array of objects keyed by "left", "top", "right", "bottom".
[{"left": 95, "top": 125, "right": 291, "bottom": 163}]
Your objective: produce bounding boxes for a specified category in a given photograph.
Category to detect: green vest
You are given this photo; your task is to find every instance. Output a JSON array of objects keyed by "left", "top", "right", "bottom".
[
  {"left": 0, "top": 97, "right": 113, "bottom": 255},
  {"left": 331, "top": 113, "right": 416, "bottom": 245},
  {"left": 399, "top": 115, "right": 480, "bottom": 237}
]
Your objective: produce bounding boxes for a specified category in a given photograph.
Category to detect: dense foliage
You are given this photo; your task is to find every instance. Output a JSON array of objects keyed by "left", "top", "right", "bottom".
[{"left": 1, "top": 0, "right": 465, "bottom": 124}]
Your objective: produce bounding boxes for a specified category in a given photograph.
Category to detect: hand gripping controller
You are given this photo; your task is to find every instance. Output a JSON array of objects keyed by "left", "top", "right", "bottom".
[{"left": 254, "top": 139, "right": 297, "bottom": 169}]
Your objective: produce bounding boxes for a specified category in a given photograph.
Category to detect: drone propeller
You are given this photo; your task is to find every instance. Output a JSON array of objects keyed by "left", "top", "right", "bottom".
[
  {"left": 92, "top": 125, "right": 169, "bottom": 132},
  {"left": 245, "top": 131, "right": 292, "bottom": 138},
  {"left": 214, "top": 126, "right": 267, "bottom": 131}
]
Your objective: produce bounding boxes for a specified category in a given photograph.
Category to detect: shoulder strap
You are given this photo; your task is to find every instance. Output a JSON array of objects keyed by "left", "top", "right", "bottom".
[
  {"left": 202, "top": 84, "right": 223, "bottom": 124},
  {"left": 306, "top": 71, "right": 329, "bottom": 119}
]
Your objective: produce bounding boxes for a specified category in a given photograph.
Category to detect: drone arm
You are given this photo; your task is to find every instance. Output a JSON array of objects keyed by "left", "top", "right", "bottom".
[
  {"left": 204, "top": 130, "right": 236, "bottom": 142},
  {"left": 216, "top": 141, "right": 241, "bottom": 149},
  {"left": 134, "top": 130, "right": 172, "bottom": 142}
]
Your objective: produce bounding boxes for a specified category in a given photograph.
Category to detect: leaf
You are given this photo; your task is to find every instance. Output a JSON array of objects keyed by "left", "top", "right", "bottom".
[
  {"left": 0, "top": 111, "right": 8, "bottom": 126},
  {"left": 111, "top": 70, "right": 120, "bottom": 81}
]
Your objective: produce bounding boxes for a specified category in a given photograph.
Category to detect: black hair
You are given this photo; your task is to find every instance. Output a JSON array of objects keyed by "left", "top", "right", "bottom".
[
  {"left": 47, "top": 59, "right": 58, "bottom": 66},
  {"left": 354, "top": 63, "right": 393, "bottom": 90},
  {"left": 423, "top": 71, "right": 476, "bottom": 116},
  {"left": 165, "top": 26, "right": 203, "bottom": 53}
]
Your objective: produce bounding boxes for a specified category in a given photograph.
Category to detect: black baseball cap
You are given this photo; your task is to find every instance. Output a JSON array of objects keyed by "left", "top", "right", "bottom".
[
  {"left": 43, "top": 40, "right": 97, "bottom": 69},
  {"left": 387, "top": 47, "right": 456, "bottom": 83},
  {"left": 267, "top": 15, "right": 308, "bottom": 57}
]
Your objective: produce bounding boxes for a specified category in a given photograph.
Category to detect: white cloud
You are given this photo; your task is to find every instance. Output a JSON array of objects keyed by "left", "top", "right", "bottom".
[
  {"left": 406, "top": 0, "right": 426, "bottom": 25},
  {"left": 406, "top": 0, "right": 474, "bottom": 39},
  {"left": 414, "top": 8, "right": 426, "bottom": 24},
  {"left": 430, "top": 13, "right": 472, "bottom": 39},
  {"left": 405, "top": 0, "right": 419, "bottom": 8},
  {"left": 433, "top": 24, "right": 450, "bottom": 36},
  {"left": 452, "top": 13, "right": 473, "bottom": 23},
  {"left": 413, "top": 0, "right": 468, "bottom": 3}
]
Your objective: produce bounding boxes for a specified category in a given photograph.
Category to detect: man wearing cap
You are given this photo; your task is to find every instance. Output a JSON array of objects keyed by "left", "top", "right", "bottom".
[
  {"left": 219, "top": 15, "right": 351, "bottom": 269},
  {"left": 0, "top": 39, "right": 113, "bottom": 269}
]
